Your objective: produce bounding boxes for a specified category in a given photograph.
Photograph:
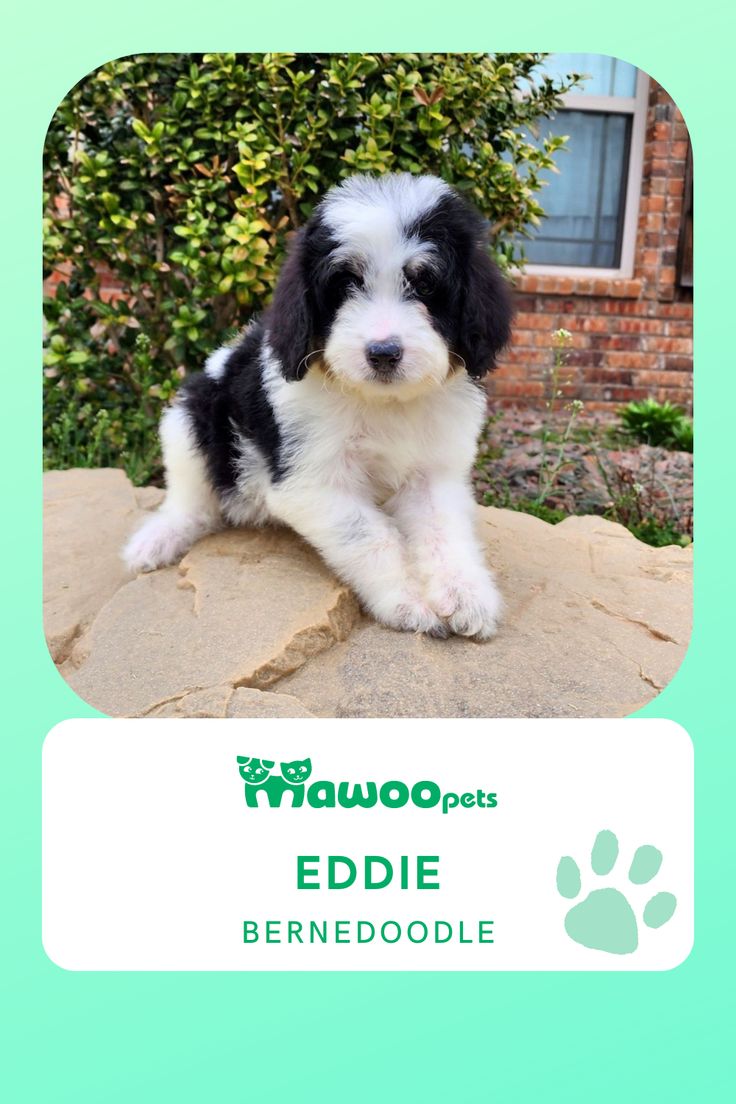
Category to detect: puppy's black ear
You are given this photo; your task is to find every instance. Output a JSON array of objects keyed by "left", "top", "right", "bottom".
[
  {"left": 457, "top": 245, "right": 513, "bottom": 379},
  {"left": 264, "top": 230, "right": 313, "bottom": 381}
]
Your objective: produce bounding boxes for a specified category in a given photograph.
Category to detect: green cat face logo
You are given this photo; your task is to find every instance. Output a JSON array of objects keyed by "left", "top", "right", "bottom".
[
  {"left": 236, "top": 755, "right": 497, "bottom": 814},
  {"left": 237, "top": 757, "right": 275, "bottom": 786},
  {"left": 280, "top": 759, "right": 313, "bottom": 786}
]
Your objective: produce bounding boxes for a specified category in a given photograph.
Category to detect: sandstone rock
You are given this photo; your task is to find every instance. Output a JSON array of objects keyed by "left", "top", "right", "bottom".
[
  {"left": 44, "top": 469, "right": 692, "bottom": 718},
  {"left": 43, "top": 468, "right": 161, "bottom": 663},
  {"left": 63, "top": 524, "right": 359, "bottom": 716},
  {"left": 278, "top": 508, "right": 692, "bottom": 717}
]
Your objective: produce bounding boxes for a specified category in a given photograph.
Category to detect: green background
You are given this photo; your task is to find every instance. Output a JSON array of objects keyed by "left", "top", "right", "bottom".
[{"left": 2, "top": 2, "right": 732, "bottom": 1099}]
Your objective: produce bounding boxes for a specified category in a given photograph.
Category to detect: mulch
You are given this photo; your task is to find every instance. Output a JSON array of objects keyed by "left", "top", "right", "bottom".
[{"left": 472, "top": 406, "right": 693, "bottom": 538}]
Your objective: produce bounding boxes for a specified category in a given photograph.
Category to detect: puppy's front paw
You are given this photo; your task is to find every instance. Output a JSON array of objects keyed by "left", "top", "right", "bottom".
[
  {"left": 123, "top": 513, "right": 190, "bottom": 573},
  {"left": 378, "top": 596, "right": 448, "bottom": 638},
  {"left": 428, "top": 578, "right": 503, "bottom": 640}
]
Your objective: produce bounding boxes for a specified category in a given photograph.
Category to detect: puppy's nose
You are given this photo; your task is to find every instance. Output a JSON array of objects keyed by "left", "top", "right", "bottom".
[{"left": 366, "top": 339, "right": 403, "bottom": 373}]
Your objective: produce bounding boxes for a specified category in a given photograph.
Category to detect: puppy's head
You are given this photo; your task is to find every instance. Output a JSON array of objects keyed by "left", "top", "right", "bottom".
[{"left": 265, "top": 173, "right": 513, "bottom": 398}]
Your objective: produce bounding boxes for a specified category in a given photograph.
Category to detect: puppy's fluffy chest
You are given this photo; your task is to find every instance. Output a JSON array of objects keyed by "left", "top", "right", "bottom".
[{"left": 280, "top": 371, "right": 486, "bottom": 493}]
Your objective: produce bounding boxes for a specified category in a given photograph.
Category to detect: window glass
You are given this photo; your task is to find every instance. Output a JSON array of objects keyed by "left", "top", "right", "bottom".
[
  {"left": 521, "top": 110, "right": 632, "bottom": 268},
  {"left": 543, "top": 53, "right": 637, "bottom": 97}
]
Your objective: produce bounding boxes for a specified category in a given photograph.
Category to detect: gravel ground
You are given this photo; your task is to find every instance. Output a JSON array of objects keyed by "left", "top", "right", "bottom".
[{"left": 472, "top": 405, "right": 693, "bottom": 540}]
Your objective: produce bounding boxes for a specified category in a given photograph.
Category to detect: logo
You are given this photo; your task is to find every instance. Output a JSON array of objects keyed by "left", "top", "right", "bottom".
[{"left": 236, "top": 756, "right": 497, "bottom": 814}]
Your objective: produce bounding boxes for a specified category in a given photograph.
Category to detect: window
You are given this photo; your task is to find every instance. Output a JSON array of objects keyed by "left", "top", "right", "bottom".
[
  {"left": 521, "top": 54, "right": 648, "bottom": 278},
  {"left": 677, "top": 143, "right": 693, "bottom": 288}
]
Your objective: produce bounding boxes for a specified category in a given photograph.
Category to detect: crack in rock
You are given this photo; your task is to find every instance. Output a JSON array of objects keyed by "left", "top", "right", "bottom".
[
  {"left": 638, "top": 666, "right": 664, "bottom": 691},
  {"left": 139, "top": 686, "right": 208, "bottom": 716},
  {"left": 588, "top": 597, "right": 680, "bottom": 644}
]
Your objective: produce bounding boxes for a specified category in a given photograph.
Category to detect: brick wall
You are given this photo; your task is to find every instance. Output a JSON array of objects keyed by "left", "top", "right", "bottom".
[{"left": 490, "top": 81, "right": 693, "bottom": 412}]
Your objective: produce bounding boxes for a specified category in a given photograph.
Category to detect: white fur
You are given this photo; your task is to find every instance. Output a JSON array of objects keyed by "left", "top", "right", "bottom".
[
  {"left": 122, "top": 405, "right": 221, "bottom": 571},
  {"left": 259, "top": 354, "right": 500, "bottom": 637},
  {"left": 203, "top": 346, "right": 230, "bottom": 381}
]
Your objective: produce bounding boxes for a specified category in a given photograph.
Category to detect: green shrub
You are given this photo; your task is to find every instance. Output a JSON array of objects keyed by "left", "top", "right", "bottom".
[
  {"left": 43, "top": 52, "right": 580, "bottom": 483},
  {"left": 618, "top": 398, "right": 693, "bottom": 452},
  {"left": 670, "top": 417, "right": 694, "bottom": 453},
  {"left": 627, "top": 517, "right": 691, "bottom": 548},
  {"left": 511, "top": 499, "right": 568, "bottom": 525}
]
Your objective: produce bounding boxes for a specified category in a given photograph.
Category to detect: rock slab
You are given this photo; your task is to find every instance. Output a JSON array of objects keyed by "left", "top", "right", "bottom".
[{"left": 44, "top": 469, "right": 693, "bottom": 718}]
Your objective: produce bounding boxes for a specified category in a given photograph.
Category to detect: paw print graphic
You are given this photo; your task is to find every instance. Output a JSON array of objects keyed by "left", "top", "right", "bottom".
[{"left": 557, "top": 829, "right": 676, "bottom": 955}]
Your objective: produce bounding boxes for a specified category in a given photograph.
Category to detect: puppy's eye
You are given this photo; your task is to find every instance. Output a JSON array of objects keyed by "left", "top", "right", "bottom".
[
  {"left": 408, "top": 271, "right": 436, "bottom": 297},
  {"left": 331, "top": 269, "right": 363, "bottom": 294}
]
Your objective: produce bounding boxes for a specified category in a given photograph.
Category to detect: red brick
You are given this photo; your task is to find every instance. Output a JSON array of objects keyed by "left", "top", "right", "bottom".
[
  {"left": 491, "top": 380, "right": 545, "bottom": 398},
  {"left": 586, "top": 368, "right": 634, "bottom": 385},
  {"left": 513, "top": 311, "right": 560, "bottom": 331},
  {"left": 580, "top": 316, "right": 611, "bottom": 333},
  {"left": 505, "top": 348, "right": 549, "bottom": 366},
  {"left": 510, "top": 295, "right": 537, "bottom": 312},
  {"left": 589, "top": 334, "right": 641, "bottom": 351},
  {"left": 644, "top": 335, "right": 692, "bottom": 353},
  {"left": 565, "top": 350, "right": 605, "bottom": 368},
  {"left": 617, "top": 318, "right": 666, "bottom": 335},
  {"left": 665, "top": 321, "right": 694, "bottom": 337},
  {"left": 636, "top": 370, "right": 692, "bottom": 388},
  {"left": 603, "top": 351, "right": 660, "bottom": 369},
  {"left": 659, "top": 302, "right": 694, "bottom": 318},
  {"left": 609, "top": 280, "right": 644, "bottom": 299}
]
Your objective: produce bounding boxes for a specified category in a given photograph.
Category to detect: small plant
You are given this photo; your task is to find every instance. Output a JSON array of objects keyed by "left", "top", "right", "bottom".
[
  {"left": 628, "top": 517, "right": 690, "bottom": 548},
  {"left": 670, "top": 417, "right": 694, "bottom": 453},
  {"left": 511, "top": 498, "right": 567, "bottom": 525},
  {"left": 482, "top": 483, "right": 568, "bottom": 525},
  {"left": 534, "top": 329, "right": 584, "bottom": 505},
  {"left": 618, "top": 398, "right": 693, "bottom": 452},
  {"left": 591, "top": 448, "right": 690, "bottom": 547}
]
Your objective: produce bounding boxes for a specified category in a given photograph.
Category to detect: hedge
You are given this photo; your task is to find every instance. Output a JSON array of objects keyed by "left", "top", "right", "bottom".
[{"left": 43, "top": 52, "right": 579, "bottom": 483}]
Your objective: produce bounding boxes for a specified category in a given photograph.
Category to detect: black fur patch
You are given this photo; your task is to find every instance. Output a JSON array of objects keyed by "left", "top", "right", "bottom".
[
  {"left": 181, "top": 324, "right": 288, "bottom": 491},
  {"left": 264, "top": 213, "right": 343, "bottom": 381},
  {"left": 406, "top": 192, "right": 513, "bottom": 378}
]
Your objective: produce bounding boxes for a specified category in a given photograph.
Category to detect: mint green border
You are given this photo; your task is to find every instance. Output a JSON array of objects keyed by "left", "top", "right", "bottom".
[{"left": 3, "top": 4, "right": 732, "bottom": 1099}]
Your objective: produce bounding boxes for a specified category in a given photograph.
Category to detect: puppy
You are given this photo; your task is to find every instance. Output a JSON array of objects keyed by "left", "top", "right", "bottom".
[{"left": 124, "top": 173, "right": 512, "bottom": 639}]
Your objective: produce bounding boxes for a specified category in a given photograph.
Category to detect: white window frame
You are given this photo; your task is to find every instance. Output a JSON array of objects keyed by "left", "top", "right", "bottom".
[{"left": 522, "top": 69, "right": 649, "bottom": 280}]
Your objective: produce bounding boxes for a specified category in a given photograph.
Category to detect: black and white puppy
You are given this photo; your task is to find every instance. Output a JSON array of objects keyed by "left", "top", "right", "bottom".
[{"left": 124, "top": 173, "right": 513, "bottom": 638}]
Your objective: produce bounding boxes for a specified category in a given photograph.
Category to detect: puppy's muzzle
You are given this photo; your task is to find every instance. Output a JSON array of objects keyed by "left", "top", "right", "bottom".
[{"left": 366, "top": 339, "right": 403, "bottom": 377}]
